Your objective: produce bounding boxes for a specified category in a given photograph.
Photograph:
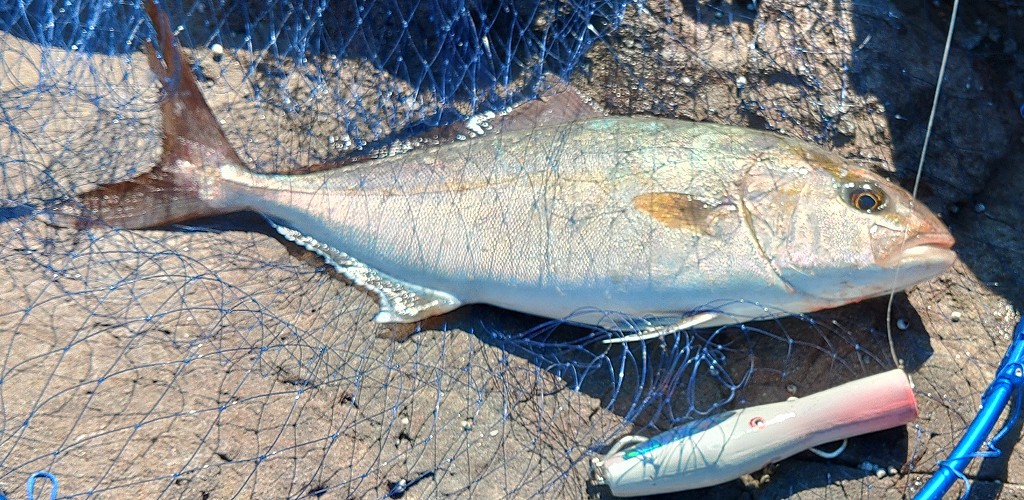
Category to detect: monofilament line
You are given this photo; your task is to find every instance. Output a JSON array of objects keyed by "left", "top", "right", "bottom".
[{"left": 885, "top": 0, "right": 960, "bottom": 367}]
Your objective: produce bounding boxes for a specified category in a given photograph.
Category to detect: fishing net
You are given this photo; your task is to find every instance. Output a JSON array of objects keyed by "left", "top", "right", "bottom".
[{"left": 1, "top": 0, "right": 1022, "bottom": 497}]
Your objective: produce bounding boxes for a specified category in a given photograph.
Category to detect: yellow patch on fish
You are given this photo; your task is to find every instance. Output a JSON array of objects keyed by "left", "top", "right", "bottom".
[{"left": 632, "top": 192, "right": 732, "bottom": 235}]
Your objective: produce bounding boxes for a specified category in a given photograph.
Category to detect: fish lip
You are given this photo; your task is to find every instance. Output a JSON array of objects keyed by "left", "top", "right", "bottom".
[
  {"left": 883, "top": 232, "right": 957, "bottom": 268},
  {"left": 907, "top": 232, "right": 956, "bottom": 250}
]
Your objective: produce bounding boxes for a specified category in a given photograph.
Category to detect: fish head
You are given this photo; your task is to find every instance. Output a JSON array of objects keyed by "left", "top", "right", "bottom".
[{"left": 742, "top": 143, "right": 955, "bottom": 306}]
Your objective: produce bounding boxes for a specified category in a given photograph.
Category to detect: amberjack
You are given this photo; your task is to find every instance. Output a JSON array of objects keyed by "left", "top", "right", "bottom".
[{"left": 52, "top": 1, "right": 956, "bottom": 341}]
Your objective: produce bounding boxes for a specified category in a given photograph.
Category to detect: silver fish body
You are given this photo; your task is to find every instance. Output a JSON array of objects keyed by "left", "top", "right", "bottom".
[
  {"left": 221, "top": 118, "right": 779, "bottom": 325},
  {"left": 57, "top": 2, "right": 956, "bottom": 334},
  {"left": 213, "top": 116, "right": 953, "bottom": 329}
]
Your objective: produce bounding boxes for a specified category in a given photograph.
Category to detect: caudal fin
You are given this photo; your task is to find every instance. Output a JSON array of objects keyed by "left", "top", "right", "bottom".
[{"left": 48, "top": 0, "right": 246, "bottom": 229}]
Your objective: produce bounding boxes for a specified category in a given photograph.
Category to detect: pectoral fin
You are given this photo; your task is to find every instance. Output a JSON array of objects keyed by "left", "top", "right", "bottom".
[
  {"left": 272, "top": 223, "right": 462, "bottom": 323},
  {"left": 632, "top": 192, "right": 736, "bottom": 236},
  {"left": 602, "top": 311, "right": 720, "bottom": 344}
]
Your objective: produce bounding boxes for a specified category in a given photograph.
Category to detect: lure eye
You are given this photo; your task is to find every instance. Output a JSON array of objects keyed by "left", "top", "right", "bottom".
[
  {"left": 843, "top": 183, "right": 887, "bottom": 213},
  {"left": 749, "top": 417, "right": 766, "bottom": 430}
]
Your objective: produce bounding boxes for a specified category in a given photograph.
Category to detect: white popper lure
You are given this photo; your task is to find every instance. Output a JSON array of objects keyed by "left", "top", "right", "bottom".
[{"left": 594, "top": 369, "right": 918, "bottom": 497}]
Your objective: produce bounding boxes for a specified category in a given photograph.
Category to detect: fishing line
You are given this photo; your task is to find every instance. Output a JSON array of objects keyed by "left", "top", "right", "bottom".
[{"left": 884, "top": 0, "right": 960, "bottom": 367}]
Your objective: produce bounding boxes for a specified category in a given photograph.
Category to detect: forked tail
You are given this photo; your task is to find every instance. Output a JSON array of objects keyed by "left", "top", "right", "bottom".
[{"left": 49, "top": 0, "right": 246, "bottom": 229}]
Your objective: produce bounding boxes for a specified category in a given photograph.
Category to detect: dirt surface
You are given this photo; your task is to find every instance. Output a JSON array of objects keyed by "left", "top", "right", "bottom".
[{"left": 1, "top": 0, "right": 1023, "bottom": 498}]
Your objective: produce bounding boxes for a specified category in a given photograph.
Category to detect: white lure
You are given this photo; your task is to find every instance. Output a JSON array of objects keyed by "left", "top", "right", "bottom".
[{"left": 593, "top": 369, "right": 918, "bottom": 496}]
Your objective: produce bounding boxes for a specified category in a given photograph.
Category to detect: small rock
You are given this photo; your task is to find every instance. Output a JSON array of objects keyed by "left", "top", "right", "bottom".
[
  {"left": 951, "top": 311, "right": 962, "bottom": 322},
  {"left": 974, "top": 202, "right": 986, "bottom": 213},
  {"left": 211, "top": 43, "right": 224, "bottom": 62},
  {"left": 896, "top": 318, "right": 910, "bottom": 330},
  {"left": 837, "top": 116, "right": 856, "bottom": 136}
]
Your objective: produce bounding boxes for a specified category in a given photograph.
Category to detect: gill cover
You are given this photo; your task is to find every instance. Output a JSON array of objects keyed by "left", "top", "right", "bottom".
[{"left": 741, "top": 143, "right": 952, "bottom": 303}]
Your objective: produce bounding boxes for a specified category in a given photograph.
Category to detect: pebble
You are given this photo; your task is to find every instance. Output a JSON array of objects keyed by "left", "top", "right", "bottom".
[
  {"left": 211, "top": 43, "right": 224, "bottom": 62},
  {"left": 974, "top": 202, "right": 986, "bottom": 213},
  {"left": 836, "top": 116, "right": 856, "bottom": 136},
  {"left": 896, "top": 318, "right": 910, "bottom": 330},
  {"left": 951, "top": 311, "right": 962, "bottom": 322}
]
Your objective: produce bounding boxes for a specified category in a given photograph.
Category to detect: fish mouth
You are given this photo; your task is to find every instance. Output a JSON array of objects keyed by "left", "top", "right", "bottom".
[
  {"left": 910, "top": 231, "right": 956, "bottom": 250},
  {"left": 886, "top": 232, "right": 957, "bottom": 268}
]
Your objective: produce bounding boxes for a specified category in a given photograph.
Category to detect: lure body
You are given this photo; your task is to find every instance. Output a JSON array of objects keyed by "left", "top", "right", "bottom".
[{"left": 598, "top": 369, "right": 919, "bottom": 496}]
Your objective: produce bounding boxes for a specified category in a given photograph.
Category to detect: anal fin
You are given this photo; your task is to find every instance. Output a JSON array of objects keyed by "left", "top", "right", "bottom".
[
  {"left": 602, "top": 311, "right": 720, "bottom": 344},
  {"left": 271, "top": 223, "right": 462, "bottom": 323}
]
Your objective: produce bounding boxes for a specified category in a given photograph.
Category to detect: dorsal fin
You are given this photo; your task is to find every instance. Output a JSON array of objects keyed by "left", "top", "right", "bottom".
[
  {"left": 414, "top": 77, "right": 606, "bottom": 141},
  {"left": 295, "top": 76, "right": 606, "bottom": 174},
  {"left": 482, "top": 78, "right": 607, "bottom": 133}
]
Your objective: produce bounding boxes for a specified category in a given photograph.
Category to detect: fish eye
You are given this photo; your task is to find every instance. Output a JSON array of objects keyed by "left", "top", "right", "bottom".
[{"left": 841, "top": 183, "right": 887, "bottom": 213}]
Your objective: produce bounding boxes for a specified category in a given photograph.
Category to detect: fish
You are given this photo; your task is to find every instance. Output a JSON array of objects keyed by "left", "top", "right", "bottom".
[{"left": 50, "top": 0, "right": 956, "bottom": 341}]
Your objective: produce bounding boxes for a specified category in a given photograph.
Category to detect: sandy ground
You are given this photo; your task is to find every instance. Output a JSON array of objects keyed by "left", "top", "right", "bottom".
[{"left": 1, "top": 0, "right": 1023, "bottom": 498}]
